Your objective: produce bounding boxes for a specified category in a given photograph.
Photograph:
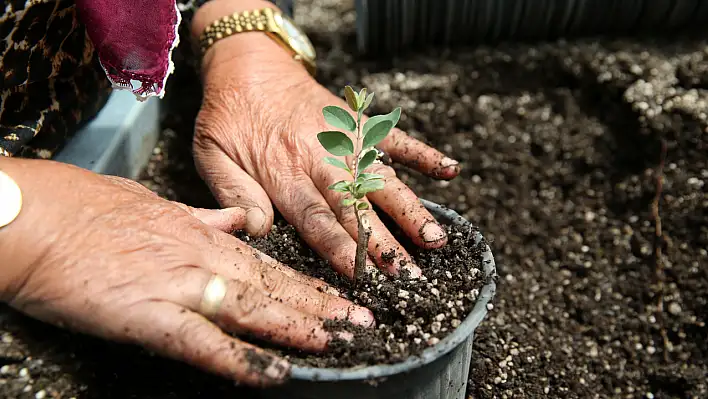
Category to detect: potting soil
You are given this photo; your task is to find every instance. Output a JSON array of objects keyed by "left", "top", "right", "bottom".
[{"left": 1, "top": 0, "right": 707, "bottom": 398}]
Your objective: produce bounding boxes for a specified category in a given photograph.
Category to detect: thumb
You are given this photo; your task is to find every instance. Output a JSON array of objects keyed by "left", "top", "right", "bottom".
[
  {"left": 193, "top": 142, "right": 274, "bottom": 237},
  {"left": 183, "top": 206, "right": 247, "bottom": 233}
]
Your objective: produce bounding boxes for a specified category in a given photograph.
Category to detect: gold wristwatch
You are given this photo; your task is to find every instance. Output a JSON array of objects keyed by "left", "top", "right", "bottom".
[{"left": 199, "top": 7, "right": 316, "bottom": 76}]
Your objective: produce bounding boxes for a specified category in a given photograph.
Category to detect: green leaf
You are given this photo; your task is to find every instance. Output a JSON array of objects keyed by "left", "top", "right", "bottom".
[
  {"left": 356, "top": 179, "right": 385, "bottom": 196},
  {"left": 358, "top": 149, "right": 378, "bottom": 172},
  {"left": 322, "top": 106, "right": 356, "bottom": 132},
  {"left": 324, "top": 157, "right": 351, "bottom": 172},
  {"left": 362, "top": 92, "right": 375, "bottom": 111},
  {"left": 344, "top": 86, "right": 359, "bottom": 112},
  {"left": 357, "top": 88, "right": 367, "bottom": 108},
  {"left": 357, "top": 202, "right": 370, "bottom": 210},
  {"left": 358, "top": 173, "right": 385, "bottom": 182},
  {"left": 328, "top": 180, "right": 352, "bottom": 193},
  {"left": 317, "top": 131, "right": 354, "bottom": 156},
  {"left": 362, "top": 120, "right": 393, "bottom": 149},
  {"left": 341, "top": 197, "right": 357, "bottom": 207},
  {"left": 362, "top": 107, "right": 401, "bottom": 137}
]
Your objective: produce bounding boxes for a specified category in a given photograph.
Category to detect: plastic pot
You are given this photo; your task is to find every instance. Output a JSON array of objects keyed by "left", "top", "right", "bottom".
[{"left": 261, "top": 199, "right": 497, "bottom": 399}]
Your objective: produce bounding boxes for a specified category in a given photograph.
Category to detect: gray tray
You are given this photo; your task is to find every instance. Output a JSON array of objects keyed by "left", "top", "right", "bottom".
[{"left": 53, "top": 90, "right": 160, "bottom": 179}]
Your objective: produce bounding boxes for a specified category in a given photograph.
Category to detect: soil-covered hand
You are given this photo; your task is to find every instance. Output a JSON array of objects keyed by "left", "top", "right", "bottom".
[
  {"left": 0, "top": 158, "right": 374, "bottom": 387},
  {"left": 191, "top": 1, "right": 461, "bottom": 279}
]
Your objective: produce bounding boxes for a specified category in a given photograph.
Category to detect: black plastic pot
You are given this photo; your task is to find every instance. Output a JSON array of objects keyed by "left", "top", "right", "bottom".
[{"left": 261, "top": 199, "right": 497, "bottom": 399}]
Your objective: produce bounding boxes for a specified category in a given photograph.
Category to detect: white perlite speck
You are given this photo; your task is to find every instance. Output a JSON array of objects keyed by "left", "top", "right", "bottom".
[
  {"left": 398, "top": 289, "right": 410, "bottom": 299},
  {"left": 431, "top": 321, "right": 442, "bottom": 334},
  {"left": 35, "top": 390, "right": 46, "bottom": 399}
]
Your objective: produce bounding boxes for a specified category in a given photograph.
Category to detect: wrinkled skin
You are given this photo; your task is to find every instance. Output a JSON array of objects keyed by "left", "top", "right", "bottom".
[
  {"left": 0, "top": 158, "right": 373, "bottom": 387},
  {"left": 191, "top": 1, "right": 461, "bottom": 280}
]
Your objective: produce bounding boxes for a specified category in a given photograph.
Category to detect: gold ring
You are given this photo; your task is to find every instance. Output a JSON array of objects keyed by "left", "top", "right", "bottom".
[
  {"left": 199, "top": 274, "right": 228, "bottom": 320},
  {"left": 0, "top": 170, "right": 22, "bottom": 229}
]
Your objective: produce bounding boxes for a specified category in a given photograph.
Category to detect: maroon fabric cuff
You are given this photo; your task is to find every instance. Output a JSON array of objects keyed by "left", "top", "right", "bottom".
[{"left": 76, "top": 0, "right": 180, "bottom": 101}]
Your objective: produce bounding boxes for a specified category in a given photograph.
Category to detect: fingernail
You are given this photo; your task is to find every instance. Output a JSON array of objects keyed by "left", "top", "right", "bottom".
[
  {"left": 264, "top": 358, "right": 290, "bottom": 381},
  {"left": 421, "top": 220, "right": 447, "bottom": 243},
  {"left": 245, "top": 207, "right": 267, "bottom": 235},
  {"left": 403, "top": 265, "right": 422, "bottom": 279},
  {"left": 440, "top": 157, "right": 459, "bottom": 168},
  {"left": 348, "top": 306, "right": 376, "bottom": 327}
]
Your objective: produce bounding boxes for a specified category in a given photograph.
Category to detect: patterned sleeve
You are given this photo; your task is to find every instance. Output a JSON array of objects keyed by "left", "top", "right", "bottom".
[{"left": 0, "top": 0, "right": 294, "bottom": 158}]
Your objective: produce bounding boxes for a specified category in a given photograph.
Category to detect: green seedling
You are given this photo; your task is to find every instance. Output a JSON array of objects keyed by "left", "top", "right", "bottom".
[{"left": 317, "top": 86, "right": 401, "bottom": 285}]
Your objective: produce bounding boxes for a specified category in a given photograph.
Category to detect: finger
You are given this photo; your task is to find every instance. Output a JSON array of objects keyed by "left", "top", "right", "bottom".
[
  {"left": 202, "top": 238, "right": 374, "bottom": 326},
  {"left": 311, "top": 162, "right": 421, "bottom": 278},
  {"left": 270, "top": 176, "right": 376, "bottom": 280},
  {"left": 199, "top": 225, "right": 343, "bottom": 297},
  {"left": 174, "top": 269, "right": 346, "bottom": 352},
  {"left": 128, "top": 300, "right": 290, "bottom": 387},
  {"left": 193, "top": 139, "right": 273, "bottom": 237},
  {"left": 366, "top": 164, "right": 448, "bottom": 249},
  {"left": 377, "top": 126, "right": 461, "bottom": 180},
  {"left": 181, "top": 205, "right": 247, "bottom": 233}
]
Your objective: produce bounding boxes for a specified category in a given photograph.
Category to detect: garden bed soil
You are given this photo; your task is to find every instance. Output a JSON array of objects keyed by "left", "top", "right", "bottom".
[{"left": 1, "top": 0, "right": 707, "bottom": 398}]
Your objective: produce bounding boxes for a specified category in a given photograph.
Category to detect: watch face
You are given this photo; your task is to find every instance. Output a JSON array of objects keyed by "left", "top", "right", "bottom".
[{"left": 274, "top": 13, "right": 316, "bottom": 61}]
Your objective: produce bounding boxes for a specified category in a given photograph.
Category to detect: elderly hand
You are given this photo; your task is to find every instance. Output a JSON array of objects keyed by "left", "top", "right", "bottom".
[
  {"left": 0, "top": 158, "right": 374, "bottom": 387},
  {"left": 191, "top": 0, "right": 461, "bottom": 280}
]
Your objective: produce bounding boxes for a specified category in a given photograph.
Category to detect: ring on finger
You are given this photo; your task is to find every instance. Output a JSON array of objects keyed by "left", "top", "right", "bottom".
[{"left": 199, "top": 274, "right": 228, "bottom": 320}]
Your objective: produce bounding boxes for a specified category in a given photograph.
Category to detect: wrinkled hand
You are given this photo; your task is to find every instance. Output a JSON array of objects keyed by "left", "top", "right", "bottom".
[
  {"left": 0, "top": 158, "right": 373, "bottom": 387},
  {"left": 192, "top": 9, "right": 461, "bottom": 279}
]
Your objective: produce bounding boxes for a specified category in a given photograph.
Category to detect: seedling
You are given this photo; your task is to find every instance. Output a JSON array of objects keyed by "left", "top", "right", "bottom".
[{"left": 317, "top": 86, "right": 401, "bottom": 285}]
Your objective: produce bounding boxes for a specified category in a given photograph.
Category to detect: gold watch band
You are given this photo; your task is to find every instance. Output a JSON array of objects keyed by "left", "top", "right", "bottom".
[{"left": 199, "top": 9, "right": 271, "bottom": 55}]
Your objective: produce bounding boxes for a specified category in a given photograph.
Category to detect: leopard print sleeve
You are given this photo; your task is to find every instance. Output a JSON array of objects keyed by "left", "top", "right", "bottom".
[{"left": 0, "top": 0, "right": 294, "bottom": 159}]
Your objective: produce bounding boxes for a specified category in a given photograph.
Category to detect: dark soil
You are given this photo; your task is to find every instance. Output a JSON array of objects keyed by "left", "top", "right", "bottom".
[
  {"left": 237, "top": 221, "right": 489, "bottom": 368},
  {"left": 1, "top": 0, "right": 707, "bottom": 398}
]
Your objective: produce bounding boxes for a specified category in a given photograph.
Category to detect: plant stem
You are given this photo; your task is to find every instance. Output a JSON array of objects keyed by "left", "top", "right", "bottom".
[
  {"left": 354, "top": 206, "right": 371, "bottom": 285},
  {"left": 352, "top": 111, "right": 370, "bottom": 286}
]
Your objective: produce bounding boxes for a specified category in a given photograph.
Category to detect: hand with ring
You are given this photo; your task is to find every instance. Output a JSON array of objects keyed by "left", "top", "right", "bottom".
[{"left": 0, "top": 157, "right": 374, "bottom": 387}]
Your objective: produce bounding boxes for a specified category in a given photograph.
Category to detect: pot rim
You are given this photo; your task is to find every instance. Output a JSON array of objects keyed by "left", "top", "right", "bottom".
[{"left": 289, "top": 198, "right": 498, "bottom": 381}]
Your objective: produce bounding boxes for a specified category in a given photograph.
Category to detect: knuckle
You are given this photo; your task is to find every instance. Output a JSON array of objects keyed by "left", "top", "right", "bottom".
[
  {"left": 257, "top": 264, "right": 285, "bottom": 296},
  {"left": 299, "top": 202, "right": 339, "bottom": 238},
  {"left": 175, "top": 317, "right": 221, "bottom": 361},
  {"left": 231, "top": 282, "right": 265, "bottom": 323},
  {"left": 338, "top": 205, "right": 358, "bottom": 227}
]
